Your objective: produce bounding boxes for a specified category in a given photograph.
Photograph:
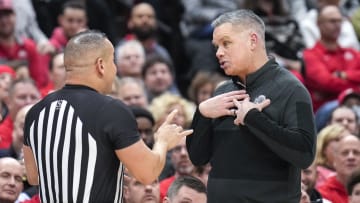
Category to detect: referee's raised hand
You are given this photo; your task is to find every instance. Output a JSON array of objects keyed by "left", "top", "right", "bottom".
[{"left": 155, "top": 109, "right": 193, "bottom": 151}]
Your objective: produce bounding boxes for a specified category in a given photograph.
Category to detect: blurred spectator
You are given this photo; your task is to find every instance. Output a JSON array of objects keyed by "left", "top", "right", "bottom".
[
  {"left": 47, "top": 1, "right": 87, "bottom": 54},
  {"left": 113, "top": 77, "right": 148, "bottom": 108},
  {"left": 301, "top": 161, "right": 331, "bottom": 202},
  {"left": 315, "top": 124, "right": 349, "bottom": 187},
  {"left": 303, "top": 5, "right": 360, "bottom": 111},
  {"left": 243, "top": 0, "right": 306, "bottom": 73},
  {"left": 159, "top": 137, "right": 194, "bottom": 200},
  {"left": 11, "top": 0, "right": 49, "bottom": 55},
  {"left": 0, "top": 157, "right": 23, "bottom": 203},
  {"left": 329, "top": 106, "right": 359, "bottom": 136},
  {"left": 148, "top": 92, "right": 194, "bottom": 130},
  {"left": 115, "top": 40, "right": 145, "bottom": 79},
  {"left": 0, "top": 0, "right": 48, "bottom": 89},
  {"left": 180, "top": 0, "right": 235, "bottom": 81},
  {"left": 187, "top": 70, "right": 226, "bottom": 105},
  {"left": 142, "top": 55, "right": 179, "bottom": 102},
  {"left": 0, "top": 104, "right": 32, "bottom": 159},
  {"left": 348, "top": 170, "right": 360, "bottom": 203},
  {"left": 0, "top": 78, "right": 40, "bottom": 149},
  {"left": 120, "top": 2, "right": 171, "bottom": 62},
  {"left": 0, "top": 65, "right": 15, "bottom": 124},
  {"left": 40, "top": 52, "right": 65, "bottom": 97},
  {"left": 318, "top": 135, "right": 360, "bottom": 203},
  {"left": 163, "top": 175, "right": 207, "bottom": 203},
  {"left": 0, "top": 65, "right": 15, "bottom": 102},
  {"left": 130, "top": 106, "right": 155, "bottom": 149},
  {"left": 315, "top": 87, "right": 360, "bottom": 132},
  {"left": 300, "top": 0, "right": 359, "bottom": 50},
  {"left": 123, "top": 172, "right": 160, "bottom": 203}
]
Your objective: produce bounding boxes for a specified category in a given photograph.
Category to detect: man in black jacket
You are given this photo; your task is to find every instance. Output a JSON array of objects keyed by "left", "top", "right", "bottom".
[{"left": 186, "top": 9, "right": 316, "bottom": 202}]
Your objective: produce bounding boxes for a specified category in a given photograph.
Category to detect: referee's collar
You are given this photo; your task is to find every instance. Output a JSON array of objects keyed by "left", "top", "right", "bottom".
[{"left": 63, "top": 84, "right": 98, "bottom": 92}]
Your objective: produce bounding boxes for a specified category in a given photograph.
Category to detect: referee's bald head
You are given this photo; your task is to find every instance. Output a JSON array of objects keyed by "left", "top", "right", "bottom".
[{"left": 64, "top": 30, "right": 108, "bottom": 71}]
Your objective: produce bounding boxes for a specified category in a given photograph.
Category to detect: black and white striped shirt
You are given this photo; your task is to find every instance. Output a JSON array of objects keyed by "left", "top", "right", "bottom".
[{"left": 24, "top": 85, "right": 140, "bottom": 203}]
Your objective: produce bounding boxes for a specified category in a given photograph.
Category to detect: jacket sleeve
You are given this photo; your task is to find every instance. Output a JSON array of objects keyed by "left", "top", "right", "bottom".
[
  {"left": 186, "top": 108, "right": 213, "bottom": 166},
  {"left": 244, "top": 86, "right": 316, "bottom": 169}
]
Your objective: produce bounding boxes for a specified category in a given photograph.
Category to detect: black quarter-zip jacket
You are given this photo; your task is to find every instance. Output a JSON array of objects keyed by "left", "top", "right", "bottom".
[{"left": 187, "top": 59, "right": 316, "bottom": 203}]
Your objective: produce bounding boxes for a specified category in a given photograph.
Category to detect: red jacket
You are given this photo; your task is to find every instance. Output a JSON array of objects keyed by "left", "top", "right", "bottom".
[
  {"left": 0, "top": 38, "right": 49, "bottom": 88},
  {"left": 303, "top": 42, "right": 360, "bottom": 111},
  {"left": 49, "top": 27, "right": 68, "bottom": 52},
  {"left": 0, "top": 116, "right": 13, "bottom": 149},
  {"left": 318, "top": 176, "right": 348, "bottom": 203},
  {"left": 159, "top": 175, "right": 176, "bottom": 201}
]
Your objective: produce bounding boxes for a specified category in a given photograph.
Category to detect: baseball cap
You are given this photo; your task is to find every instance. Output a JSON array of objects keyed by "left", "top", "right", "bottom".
[
  {"left": 0, "top": 65, "right": 16, "bottom": 78},
  {"left": 338, "top": 88, "right": 360, "bottom": 104},
  {"left": 0, "top": 0, "right": 13, "bottom": 11}
]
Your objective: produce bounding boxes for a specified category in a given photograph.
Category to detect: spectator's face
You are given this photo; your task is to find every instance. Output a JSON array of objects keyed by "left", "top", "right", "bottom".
[
  {"left": 330, "top": 107, "right": 358, "bottom": 135},
  {"left": 118, "top": 83, "right": 148, "bottom": 108},
  {"left": 0, "top": 10, "right": 15, "bottom": 38},
  {"left": 0, "top": 159, "right": 23, "bottom": 202},
  {"left": 213, "top": 23, "right": 253, "bottom": 77},
  {"left": 333, "top": 136, "right": 360, "bottom": 179},
  {"left": 350, "top": 182, "right": 360, "bottom": 203},
  {"left": 197, "top": 82, "right": 214, "bottom": 104},
  {"left": 136, "top": 117, "right": 154, "bottom": 148},
  {"left": 124, "top": 177, "right": 160, "bottom": 203},
  {"left": 128, "top": 3, "right": 157, "bottom": 40},
  {"left": 0, "top": 73, "right": 13, "bottom": 101},
  {"left": 8, "top": 82, "right": 40, "bottom": 117},
  {"left": 318, "top": 6, "right": 342, "bottom": 42},
  {"left": 50, "top": 53, "right": 66, "bottom": 89},
  {"left": 171, "top": 138, "right": 193, "bottom": 176},
  {"left": 144, "top": 62, "right": 173, "bottom": 96},
  {"left": 301, "top": 163, "right": 317, "bottom": 192},
  {"left": 169, "top": 186, "right": 207, "bottom": 203},
  {"left": 60, "top": 8, "right": 87, "bottom": 38},
  {"left": 323, "top": 138, "right": 339, "bottom": 168},
  {"left": 12, "top": 107, "right": 27, "bottom": 144},
  {"left": 117, "top": 46, "right": 145, "bottom": 77}
]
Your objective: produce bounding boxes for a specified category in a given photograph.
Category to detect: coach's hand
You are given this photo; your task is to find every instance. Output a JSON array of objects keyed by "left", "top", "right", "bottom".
[{"left": 199, "top": 90, "right": 248, "bottom": 118}]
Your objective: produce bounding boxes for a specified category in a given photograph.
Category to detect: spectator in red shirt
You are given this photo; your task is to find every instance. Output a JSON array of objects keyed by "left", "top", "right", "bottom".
[
  {"left": 303, "top": 5, "right": 360, "bottom": 111},
  {"left": 40, "top": 52, "right": 65, "bottom": 97},
  {"left": 0, "top": 0, "right": 48, "bottom": 88},
  {"left": 318, "top": 134, "right": 360, "bottom": 203},
  {"left": 48, "top": 1, "right": 87, "bottom": 53},
  {"left": 159, "top": 137, "right": 194, "bottom": 200},
  {"left": 0, "top": 78, "right": 40, "bottom": 149}
]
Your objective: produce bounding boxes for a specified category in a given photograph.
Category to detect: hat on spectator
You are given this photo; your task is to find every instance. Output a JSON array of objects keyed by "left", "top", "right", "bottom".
[
  {"left": 338, "top": 88, "right": 360, "bottom": 105},
  {"left": 0, "top": 65, "right": 15, "bottom": 78},
  {"left": 0, "top": 0, "right": 13, "bottom": 11}
]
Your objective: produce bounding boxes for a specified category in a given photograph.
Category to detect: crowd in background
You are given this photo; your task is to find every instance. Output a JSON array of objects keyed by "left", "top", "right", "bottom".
[{"left": 1, "top": 0, "right": 360, "bottom": 202}]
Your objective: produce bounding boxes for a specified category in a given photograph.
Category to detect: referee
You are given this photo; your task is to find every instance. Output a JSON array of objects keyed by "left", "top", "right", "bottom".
[{"left": 22, "top": 30, "right": 193, "bottom": 203}]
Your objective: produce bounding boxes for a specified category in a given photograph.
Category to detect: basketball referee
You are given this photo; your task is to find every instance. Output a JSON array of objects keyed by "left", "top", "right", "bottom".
[{"left": 23, "top": 30, "right": 193, "bottom": 203}]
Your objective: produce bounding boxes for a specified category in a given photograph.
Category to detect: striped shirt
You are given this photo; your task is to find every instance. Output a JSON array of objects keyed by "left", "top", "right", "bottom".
[{"left": 24, "top": 84, "right": 140, "bottom": 203}]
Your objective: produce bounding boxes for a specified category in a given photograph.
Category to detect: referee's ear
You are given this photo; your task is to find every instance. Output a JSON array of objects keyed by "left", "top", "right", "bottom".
[{"left": 95, "top": 57, "right": 105, "bottom": 77}]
